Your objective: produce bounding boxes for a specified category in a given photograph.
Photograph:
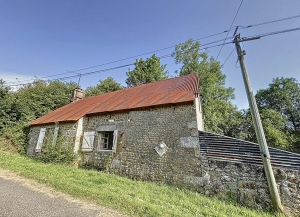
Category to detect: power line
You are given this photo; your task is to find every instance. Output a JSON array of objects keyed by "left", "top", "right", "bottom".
[
  {"left": 5, "top": 36, "right": 234, "bottom": 85},
  {"left": 6, "top": 13, "right": 300, "bottom": 85},
  {"left": 7, "top": 25, "right": 300, "bottom": 87},
  {"left": 239, "top": 14, "right": 300, "bottom": 29},
  {"left": 66, "top": 31, "right": 235, "bottom": 74},
  {"left": 216, "top": 0, "right": 244, "bottom": 60},
  {"left": 6, "top": 40, "right": 234, "bottom": 88},
  {"left": 7, "top": 63, "right": 135, "bottom": 87},
  {"left": 6, "top": 25, "right": 300, "bottom": 87},
  {"left": 5, "top": 14, "right": 300, "bottom": 86},
  {"left": 6, "top": 24, "right": 300, "bottom": 88},
  {"left": 246, "top": 27, "right": 300, "bottom": 39},
  {"left": 221, "top": 48, "right": 235, "bottom": 67}
]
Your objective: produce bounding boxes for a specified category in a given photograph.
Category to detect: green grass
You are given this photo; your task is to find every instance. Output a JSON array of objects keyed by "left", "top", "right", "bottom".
[{"left": 0, "top": 152, "right": 282, "bottom": 217}]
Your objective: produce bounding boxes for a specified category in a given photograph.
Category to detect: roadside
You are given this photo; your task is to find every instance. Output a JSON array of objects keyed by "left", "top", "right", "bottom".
[{"left": 0, "top": 168, "right": 127, "bottom": 217}]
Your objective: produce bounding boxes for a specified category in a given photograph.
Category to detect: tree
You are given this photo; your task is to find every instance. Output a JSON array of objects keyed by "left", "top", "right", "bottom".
[
  {"left": 0, "top": 79, "right": 77, "bottom": 154},
  {"left": 0, "top": 79, "right": 13, "bottom": 131},
  {"left": 255, "top": 77, "right": 300, "bottom": 152},
  {"left": 85, "top": 77, "right": 123, "bottom": 97},
  {"left": 172, "top": 39, "right": 240, "bottom": 135},
  {"left": 125, "top": 54, "right": 168, "bottom": 87}
]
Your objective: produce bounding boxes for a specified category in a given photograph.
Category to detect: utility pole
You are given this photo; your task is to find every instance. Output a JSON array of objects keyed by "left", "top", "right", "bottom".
[{"left": 234, "top": 34, "right": 284, "bottom": 213}]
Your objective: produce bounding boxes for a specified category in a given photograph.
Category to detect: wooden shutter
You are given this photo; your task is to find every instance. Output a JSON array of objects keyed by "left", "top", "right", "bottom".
[
  {"left": 52, "top": 127, "right": 59, "bottom": 146},
  {"left": 82, "top": 131, "right": 95, "bottom": 152},
  {"left": 112, "top": 130, "right": 118, "bottom": 153},
  {"left": 35, "top": 128, "right": 46, "bottom": 152}
]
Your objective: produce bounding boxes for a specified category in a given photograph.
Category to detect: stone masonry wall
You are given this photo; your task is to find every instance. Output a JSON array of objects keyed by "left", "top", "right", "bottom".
[
  {"left": 82, "top": 103, "right": 201, "bottom": 185},
  {"left": 27, "top": 122, "right": 78, "bottom": 156},
  {"left": 186, "top": 157, "right": 300, "bottom": 217},
  {"left": 28, "top": 102, "right": 300, "bottom": 216}
]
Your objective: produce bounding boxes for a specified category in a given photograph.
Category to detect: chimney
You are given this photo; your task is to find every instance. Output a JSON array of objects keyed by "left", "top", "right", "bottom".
[{"left": 70, "top": 87, "right": 85, "bottom": 103}]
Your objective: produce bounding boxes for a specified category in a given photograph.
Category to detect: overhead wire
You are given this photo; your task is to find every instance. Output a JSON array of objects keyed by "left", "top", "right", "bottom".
[
  {"left": 244, "top": 27, "right": 300, "bottom": 39},
  {"left": 5, "top": 29, "right": 238, "bottom": 85},
  {"left": 216, "top": 0, "right": 244, "bottom": 60},
  {"left": 6, "top": 40, "right": 234, "bottom": 87},
  {"left": 6, "top": 24, "right": 300, "bottom": 87},
  {"left": 7, "top": 63, "right": 135, "bottom": 87},
  {"left": 4, "top": 14, "right": 300, "bottom": 86},
  {"left": 221, "top": 48, "right": 235, "bottom": 67},
  {"left": 239, "top": 14, "right": 300, "bottom": 29},
  {"left": 5, "top": 36, "right": 234, "bottom": 86}
]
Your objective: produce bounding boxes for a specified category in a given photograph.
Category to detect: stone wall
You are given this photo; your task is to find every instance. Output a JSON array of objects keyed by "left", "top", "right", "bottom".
[
  {"left": 28, "top": 102, "right": 300, "bottom": 216},
  {"left": 27, "top": 122, "right": 78, "bottom": 156},
  {"left": 186, "top": 157, "right": 300, "bottom": 217},
  {"left": 82, "top": 103, "right": 201, "bottom": 185}
]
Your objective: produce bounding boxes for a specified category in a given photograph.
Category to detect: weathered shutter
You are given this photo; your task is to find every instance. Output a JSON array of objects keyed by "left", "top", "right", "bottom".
[
  {"left": 82, "top": 131, "right": 95, "bottom": 152},
  {"left": 52, "top": 127, "right": 59, "bottom": 146},
  {"left": 112, "top": 130, "right": 118, "bottom": 153},
  {"left": 35, "top": 128, "right": 46, "bottom": 152}
]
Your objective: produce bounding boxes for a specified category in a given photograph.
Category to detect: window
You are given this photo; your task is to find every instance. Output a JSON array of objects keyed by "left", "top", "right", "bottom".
[
  {"left": 99, "top": 132, "right": 109, "bottom": 149},
  {"left": 96, "top": 130, "right": 118, "bottom": 152},
  {"left": 35, "top": 127, "right": 61, "bottom": 152}
]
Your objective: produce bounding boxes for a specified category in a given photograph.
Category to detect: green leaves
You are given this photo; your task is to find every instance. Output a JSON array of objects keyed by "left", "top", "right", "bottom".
[
  {"left": 255, "top": 77, "right": 300, "bottom": 152},
  {"left": 172, "top": 39, "right": 236, "bottom": 134},
  {"left": 125, "top": 54, "right": 168, "bottom": 87},
  {"left": 85, "top": 77, "right": 123, "bottom": 97},
  {"left": 0, "top": 79, "right": 77, "bottom": 154}
]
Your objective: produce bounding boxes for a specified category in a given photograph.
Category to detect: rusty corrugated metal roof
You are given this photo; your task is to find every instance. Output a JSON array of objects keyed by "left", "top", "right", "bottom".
[{"left": 29, "top": 73, "right": 199, "bottom": 126}]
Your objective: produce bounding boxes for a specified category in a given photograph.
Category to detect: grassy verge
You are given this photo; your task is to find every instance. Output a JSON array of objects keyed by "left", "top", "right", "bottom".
[{"left": 0, "top": 152, "right": 282, "bottom": 217}]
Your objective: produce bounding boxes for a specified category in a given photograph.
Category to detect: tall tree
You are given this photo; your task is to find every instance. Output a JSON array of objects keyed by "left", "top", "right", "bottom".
[
  {"left": 172, "top": 39, "right": 240, "bottom": 135},
  {"left": 125, "top": 54, "right": 168, "bottom": 87},
  {"left": 0, "top": 79, "right": 77, "bottom": 154},
  {"left": 85, "top": 77, "right": 123, "bottom": 97},
  {"left": 255, "top": 77, "right": 300, "bottom": 152}
]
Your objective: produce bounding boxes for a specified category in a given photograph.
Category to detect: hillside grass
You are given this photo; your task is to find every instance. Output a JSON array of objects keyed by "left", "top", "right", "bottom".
[{"left": 0, "top": 152, "right": 282, "bottom": 217}]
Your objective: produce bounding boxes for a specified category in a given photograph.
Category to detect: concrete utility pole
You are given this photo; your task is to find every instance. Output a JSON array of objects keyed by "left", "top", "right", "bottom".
[{"left": 234, "top": 34, "right": 284, "bottom": 213}]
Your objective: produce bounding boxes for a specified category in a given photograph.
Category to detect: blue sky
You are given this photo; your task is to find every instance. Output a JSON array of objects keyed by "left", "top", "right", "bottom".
[{"left": 1, "top": 0, "right": 300, "bottom": 109}]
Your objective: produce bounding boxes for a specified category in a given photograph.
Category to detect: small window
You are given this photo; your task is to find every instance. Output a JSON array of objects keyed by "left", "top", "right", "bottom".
[
  {"left": 99, "top": 133, "right": 109, "bottom": 149},
  {"left": 97, "top": 130, "right": 118, "bottom": 152}
]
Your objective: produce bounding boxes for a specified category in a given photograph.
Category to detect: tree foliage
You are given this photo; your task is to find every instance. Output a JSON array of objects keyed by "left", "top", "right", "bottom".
[
  {"left": 172, "top": 39, "right": 240, "bottom": 135},
  {"left": 0, "top": 80, "right": 77, "bottom": 154},
  {"left": 85, "top": 77, "right": 123, "bottom": 97},
  {"left": 255, "top": 77, "right": 300, "bottom": 152},
  {"left": 125, "top": 54, "right": 168, "bottom": 87}
]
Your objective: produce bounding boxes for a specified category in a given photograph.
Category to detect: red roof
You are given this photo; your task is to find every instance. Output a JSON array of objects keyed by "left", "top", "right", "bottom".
[{"left": 29, "top": 73, "right": 199, "bottom": 126}]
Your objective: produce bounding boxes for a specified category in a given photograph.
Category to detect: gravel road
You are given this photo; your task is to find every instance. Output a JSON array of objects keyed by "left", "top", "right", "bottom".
[{"left": 0, "top": 168, "right": 127, "bottom": 217}]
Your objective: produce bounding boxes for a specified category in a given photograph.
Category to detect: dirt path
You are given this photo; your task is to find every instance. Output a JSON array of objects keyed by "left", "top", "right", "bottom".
[{"left": 0, "top": 168, "right": 128, "bottom": 217}]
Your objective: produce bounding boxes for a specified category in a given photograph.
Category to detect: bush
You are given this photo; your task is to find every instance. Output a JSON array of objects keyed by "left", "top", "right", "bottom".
[
  {"left": 36, "top": 136, "right": 77, "bottom": 164},
  {"left": 1, "top": 122, "right": 29, "bottom": 155}
]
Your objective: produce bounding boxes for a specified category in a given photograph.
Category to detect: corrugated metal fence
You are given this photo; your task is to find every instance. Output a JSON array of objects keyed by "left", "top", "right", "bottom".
[{"left": 199, "top": 131, "right": 300, "bottom": 171}]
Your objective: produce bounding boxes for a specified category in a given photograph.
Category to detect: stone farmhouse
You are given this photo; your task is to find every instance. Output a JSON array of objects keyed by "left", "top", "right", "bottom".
[
  {"left": 28, "top": 73, "right": 300, "bottom": 216},
  {"left": 28, "top": 73, "right": 203, "bottom": 172}
]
